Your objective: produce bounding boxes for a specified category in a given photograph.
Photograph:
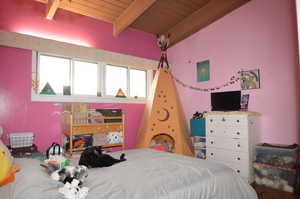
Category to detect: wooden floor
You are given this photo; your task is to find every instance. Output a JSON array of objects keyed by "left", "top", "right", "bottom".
[{"left": 252, "top": 184, "right": 300, "bottom": 199}]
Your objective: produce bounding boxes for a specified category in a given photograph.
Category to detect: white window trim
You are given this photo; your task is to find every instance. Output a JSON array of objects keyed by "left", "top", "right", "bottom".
[{"left": 31, "top": 51, "right": 153, "bottom": 104}]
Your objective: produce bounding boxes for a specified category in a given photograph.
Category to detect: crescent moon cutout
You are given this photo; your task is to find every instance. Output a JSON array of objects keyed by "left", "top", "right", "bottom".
[{"left": 157, "top": 108, "right": 170, "bottom": 122}]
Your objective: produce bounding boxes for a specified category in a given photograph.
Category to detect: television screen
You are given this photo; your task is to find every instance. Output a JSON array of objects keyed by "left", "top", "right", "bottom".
[{"left": 211, "top": 91, "right": 241, "bottom": 111}]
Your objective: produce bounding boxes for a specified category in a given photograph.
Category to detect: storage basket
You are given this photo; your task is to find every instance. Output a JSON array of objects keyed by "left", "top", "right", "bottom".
[
  {"left": 9, "top": 132, "right": 34, "bottom": 148},
  {"left": 256, "top": 143, "right": 299, "bottom": 168},
  {"left": 253, "top": 162, "right": 300, "bottom": 193}
]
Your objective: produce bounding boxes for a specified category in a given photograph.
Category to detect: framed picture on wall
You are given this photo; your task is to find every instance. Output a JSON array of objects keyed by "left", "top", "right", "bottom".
[
  {"left": 196, "top": 60, "right": 210, "bottom": 82},
  {"left": 240, "top": 69, "right": 260, "bottom": 90}
]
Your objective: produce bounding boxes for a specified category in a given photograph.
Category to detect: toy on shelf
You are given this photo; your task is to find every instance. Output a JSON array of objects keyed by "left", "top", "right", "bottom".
[
  {"left": 115, "top": 88, "right": 126, "bottom": 98},
  {"left": 106, "top": 132, "right": 123, "bottom": 144},
  {"left": 0, "top": 147, "right": 21, "bottom": 186},
  {"left": 192, "top": 111, "right": 207, "bottom": 119},
  {"left": 40, "top": 82, "right": 56, "bottom": 95}
]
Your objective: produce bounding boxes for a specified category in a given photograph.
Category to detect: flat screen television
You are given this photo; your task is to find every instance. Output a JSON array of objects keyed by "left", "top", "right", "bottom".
[{"left": 211, "top": 91, "right": 241, "bottom": 111}]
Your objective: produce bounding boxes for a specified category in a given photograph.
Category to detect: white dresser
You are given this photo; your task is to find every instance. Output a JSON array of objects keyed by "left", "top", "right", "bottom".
[{"left": 205, "top": 111, "right": 260, "bottom": 183}]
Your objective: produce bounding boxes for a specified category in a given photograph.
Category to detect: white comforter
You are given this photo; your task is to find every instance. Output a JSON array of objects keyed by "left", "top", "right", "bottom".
[{"left": 0, "top": 149, "right": 257, "bottom": 199}]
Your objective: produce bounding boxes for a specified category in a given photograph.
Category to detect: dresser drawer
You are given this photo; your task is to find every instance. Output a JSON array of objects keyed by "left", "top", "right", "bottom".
[
  {"left": 206, "top": 148, "right": 249, "bottom": 165},
  {"left": 206, "top": 115, "right": 248, "bottom": 128},
  {"left": 206, "top": 125, "right": 226, "bottom": 137},
  {"left": 222, "top": 161, "right": 250, "bottom": 179},
  {"left": 206, "top": 137, "right": 249, "bottom": 152},
  {"left": 206, "top": 126, "right": 248, "bottom": 139}
]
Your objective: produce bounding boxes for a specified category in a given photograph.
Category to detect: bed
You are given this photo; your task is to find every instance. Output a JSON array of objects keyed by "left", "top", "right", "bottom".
[{"left": 0, "top": 148, "right": 258, "bottom": 199}]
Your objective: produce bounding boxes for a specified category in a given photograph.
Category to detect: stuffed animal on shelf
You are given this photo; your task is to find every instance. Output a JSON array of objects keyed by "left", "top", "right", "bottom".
[
  {"left": 0, "top": 147, "right": 21, "bottom": 186},
  {"left": 59, "top": 179, "right": 89, "bottom": 199},
  {"left": 106, "top": 132, "right": 122, "bottom": 144}
]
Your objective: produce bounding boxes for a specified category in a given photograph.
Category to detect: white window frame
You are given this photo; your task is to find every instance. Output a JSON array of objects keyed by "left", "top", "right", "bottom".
[{"left": 31, "top": 51, "right": 153, "bottom": 104}]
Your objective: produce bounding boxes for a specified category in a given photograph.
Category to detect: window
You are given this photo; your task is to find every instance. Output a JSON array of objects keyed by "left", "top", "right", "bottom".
[
  {"left": 39, "top": 55, "right": 70, "bottom": 94},
  {"left": 35, "top": 53, "right": 150, "bottom": 103},
  {"left": 105, "top": 65, "right": 127, "bottom": 96},
  {"left": 129, "top": 69, "right": 146, "bottom": 97},
  {"left": 73, "top": 60, "right": 98, "bottom": 95}
]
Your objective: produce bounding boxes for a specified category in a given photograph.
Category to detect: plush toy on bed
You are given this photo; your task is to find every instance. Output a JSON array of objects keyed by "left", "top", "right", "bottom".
[
  {"left": 59, "top": 179, "right": 89, "bottom": 199},
  {"left": 79, "top": 146, "right": 126, "bottom": 168},
  {"left": 44, "top": 160, "right": 89, "bottom": 199},
  {"left": 0, "top": 146, "right": 21, "bottom": 186},
  {"left": 41, "top": 155, "right": 70, "bottom": 173},
  {"left": 50, "top": 165, "right": 88, "bottom": 186},
  {"left": 41, "top": 142, "right": 70, "bottom": 173}
]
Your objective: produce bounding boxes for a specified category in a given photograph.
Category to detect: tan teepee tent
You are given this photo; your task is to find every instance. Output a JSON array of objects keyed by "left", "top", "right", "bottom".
[{"left": 137, "top": 67, "right": 193, "bottom": 156}]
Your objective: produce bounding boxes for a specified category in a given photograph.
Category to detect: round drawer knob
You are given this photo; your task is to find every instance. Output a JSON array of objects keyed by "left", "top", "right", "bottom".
[
  {"left": 237, "top": 157, "right": 241, "bottom": 160},
  {"left": 210, "top": 119, "right": 213, "bottom": 122},
  {"left": 210, "top": 153, "right": 214, "bottom": 156},
  {"left": 237, "top": 144, "right": 241, "bottom": 147},
  {"left": 237, "top": 170, "right": 240, "bottom": 173},
  {"left": 210, "top": 130, "right": 213, "bottom": 133},
  {"left": 222, "top": 118, "right": 226, "bottom": 122},
  {"left": 237, "top": 120, "right": 240, "bottom": 123},
  {"left": 237, "top": 132, "right": 240, "bottom": 135},
  {"left": 210, "top": 141, "right": 214, "bottom": 144}
]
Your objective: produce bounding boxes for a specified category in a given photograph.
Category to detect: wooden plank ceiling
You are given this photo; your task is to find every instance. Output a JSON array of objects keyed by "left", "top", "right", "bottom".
[{"left": 36, "top": 0, "right": 251, "bottom": 46}]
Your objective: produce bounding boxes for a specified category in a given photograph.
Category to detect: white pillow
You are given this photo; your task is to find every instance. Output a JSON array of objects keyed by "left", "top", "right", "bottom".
[{"left": 0, "top": 140, "right": 12, "bottom": 161}]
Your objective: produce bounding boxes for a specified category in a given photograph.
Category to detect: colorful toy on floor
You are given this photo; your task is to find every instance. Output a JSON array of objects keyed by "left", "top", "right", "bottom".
[
  {"left": 0, "top": 147, "right": 21, "bottom": 186},
  {"left": 58, "top": 179, "right": 89, "bottom": 199}
]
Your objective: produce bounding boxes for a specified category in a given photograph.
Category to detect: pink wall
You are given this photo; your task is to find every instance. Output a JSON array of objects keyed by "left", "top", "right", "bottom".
[
  {"left": 0, "top": 0, "right": 159, "bottom": 60},
  {"left": 0, "top": 0, "right": 160, "bottom": 151},
  {"left": 168, "top": 0, "right": 300, "bottom": 144},
  {"left": 0, "top": 45, "right": 146, "bottom": 152}
]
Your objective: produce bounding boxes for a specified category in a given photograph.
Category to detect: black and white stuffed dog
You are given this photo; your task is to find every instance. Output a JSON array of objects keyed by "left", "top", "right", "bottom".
[
  {"left": 50, "top": 165, "right": 88, "bottom": 186},
  {"left": 79, "top": 146, "right": 126, "bottom": 168}
]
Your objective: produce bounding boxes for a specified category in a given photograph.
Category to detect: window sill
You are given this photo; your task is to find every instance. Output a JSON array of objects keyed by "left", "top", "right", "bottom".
[{"left": 31, "top": 94, "right": 146, "bottom": 104}]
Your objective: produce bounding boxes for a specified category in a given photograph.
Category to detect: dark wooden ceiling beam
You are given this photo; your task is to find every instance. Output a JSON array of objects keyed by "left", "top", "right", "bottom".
[
  {"left": 113, "top": 0, "right": 158, "bottom": 36},
  {"left": 164, "top": 0, "right": 251, "bottom": 46},
  {"left": 46, "top": 0, "right": 60, "bottom": 20}
]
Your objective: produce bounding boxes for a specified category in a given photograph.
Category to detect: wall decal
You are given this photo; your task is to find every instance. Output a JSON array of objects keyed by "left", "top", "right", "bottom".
[{"left": 171, "top": 71, "right": 241, "bottom": 92}]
